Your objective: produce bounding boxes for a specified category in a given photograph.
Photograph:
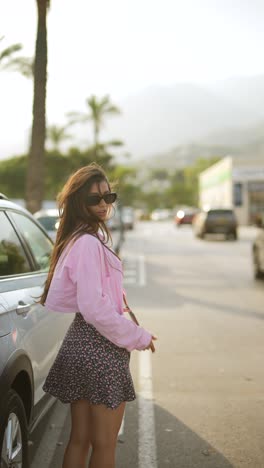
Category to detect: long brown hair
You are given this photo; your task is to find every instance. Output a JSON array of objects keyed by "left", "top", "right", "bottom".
[{"left": 40, "top": 162, "right": 116, "bottom": 305}]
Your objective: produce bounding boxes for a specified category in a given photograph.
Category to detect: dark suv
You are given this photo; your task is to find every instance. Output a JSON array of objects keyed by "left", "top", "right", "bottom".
[
  {"left": 193, "top": 208, "right": 238, "bottom": 240},
  {"left": 252, "top": 217, "right": 264, "bottom": 279},
  {"left": 0, "top": 196, "right": 72, "bottom": 467}
]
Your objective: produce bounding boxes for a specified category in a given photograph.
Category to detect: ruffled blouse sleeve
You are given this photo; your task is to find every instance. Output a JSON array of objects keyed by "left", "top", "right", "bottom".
[{"left": 66, "top": 235, "right": 151, "bottom": 352}]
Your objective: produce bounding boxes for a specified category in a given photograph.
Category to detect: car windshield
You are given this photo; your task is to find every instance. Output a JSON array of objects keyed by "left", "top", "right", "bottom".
[
  {"left": 37, "top": 216, "right": 59, "bottom": 231},
  {"left": 207, "top": 210, "right": 235, "bottom": 219}
]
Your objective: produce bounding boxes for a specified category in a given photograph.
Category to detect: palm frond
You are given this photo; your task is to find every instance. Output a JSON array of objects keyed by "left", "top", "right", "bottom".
[
  {"left": 106, "top": 139, "right": 124, "bottom": 147},
  {"left": 66, "top": 111, "right": 89, "bottom": 126},
  {"left": 2, "top": 56, "right": 33, "bottom": 77},
  {"left": 0, "top": 43, "right": 22, "bottom": 62},
  {"left": 105, "top": 104, "right": 121, "bottom": 115},
  {"left": 46, "top": 124, "right": 73, "bottom": 150}
]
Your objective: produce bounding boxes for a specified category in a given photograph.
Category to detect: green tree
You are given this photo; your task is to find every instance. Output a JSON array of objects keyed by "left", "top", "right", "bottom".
[
  {"left": 150, "top": 168, "right": 170, "bottom": 181},
  {"left": 25, "top": 0, "right": 50, "bottom": 213},
  {"left": 47, "top": 124, "right": 72, "bottom": 152},
  {"left": 0, "top": 155, "right": 27, "bottom": 198},
  {"left": 0, "top": 148, "right": 115, "bottom": 200},
  {"left": 109, "top": 166, "right": 139, "bottom": 206},
  {"left": 163, "top": 157, "right": 221, "bottom": 208},
  {"left": 67, "top": 95, "right": 121, "bottom": 157},
  {"left": 0, "top": 36, "right": 32, "bottom": 77},
  {"left": 183, "top": 156, "right": 221, "bottom": 205}
]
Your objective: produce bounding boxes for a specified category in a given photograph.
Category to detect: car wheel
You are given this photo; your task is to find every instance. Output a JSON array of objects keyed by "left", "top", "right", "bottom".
[
  {"left": 253, "top": 249, "right": 264, "bottom": 280},
  {"left": 0, "top": 389, "right": 29, "bottom": 468}
]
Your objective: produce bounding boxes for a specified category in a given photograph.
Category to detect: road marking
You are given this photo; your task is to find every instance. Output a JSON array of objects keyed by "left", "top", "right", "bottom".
[
  {"left": 138, "top": 255, "right": 146, "bottom": 286},
  {"left": 124, "top": 277, "right": 137, "bottom": 284},
  {"left": 123, "top": 255, "right": 146, "bottom": 286},
  {"left": 138, "top": 351, "right": 157, "bottom": 468},
  {"left": 125, "top": 270, "right": 137, "bottom": 277}
]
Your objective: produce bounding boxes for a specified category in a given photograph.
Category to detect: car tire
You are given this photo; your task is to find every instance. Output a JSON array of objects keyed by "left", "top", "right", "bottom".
[
  {"left": 0, "top": 389, "right": 29, "bottom": 468},
  {"left": 226, "top": 232, "right": 236, "bottom": 241},
  {"left": 253, "top": 250, "right": 264, "bottom": 280}
]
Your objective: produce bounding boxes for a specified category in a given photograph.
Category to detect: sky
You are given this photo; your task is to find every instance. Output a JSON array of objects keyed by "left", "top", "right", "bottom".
[{"left": 1, "top": 0, "right": 264, "bottom": 158}]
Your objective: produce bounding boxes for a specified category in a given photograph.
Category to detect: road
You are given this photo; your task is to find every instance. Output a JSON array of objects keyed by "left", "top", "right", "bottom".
[{"left": 29, "top": 221, "right": 264, "bottom": 468}]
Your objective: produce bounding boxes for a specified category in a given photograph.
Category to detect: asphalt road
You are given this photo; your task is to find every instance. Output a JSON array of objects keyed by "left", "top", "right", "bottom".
[{"left": 29, "top": 221, "right": 264, "bottom": 468}]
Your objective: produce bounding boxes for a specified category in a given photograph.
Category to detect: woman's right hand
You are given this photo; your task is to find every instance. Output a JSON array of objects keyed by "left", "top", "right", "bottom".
[{"left": 143, "top": 335, "right": 157, "bottom": 352}]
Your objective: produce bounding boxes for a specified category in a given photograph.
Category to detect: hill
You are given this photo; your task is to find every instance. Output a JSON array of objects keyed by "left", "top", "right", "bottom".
[{"left": 105, "top": 76, "right": 264, "bottom": 158}]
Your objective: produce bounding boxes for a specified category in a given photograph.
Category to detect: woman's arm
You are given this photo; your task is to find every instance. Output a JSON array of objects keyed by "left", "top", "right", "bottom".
[{"left": 67, "top": 235, "right": 152, "bottom": 352}]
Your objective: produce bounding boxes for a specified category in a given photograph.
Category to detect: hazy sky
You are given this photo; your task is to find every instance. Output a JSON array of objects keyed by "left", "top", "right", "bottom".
[{"left": 1, "top": 0, "right": 264, "bottom": 157}]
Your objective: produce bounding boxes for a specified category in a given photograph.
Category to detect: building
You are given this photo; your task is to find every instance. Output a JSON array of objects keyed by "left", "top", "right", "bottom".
[{"left": 199, "top": 156, "right": 264, "bottom": 225}]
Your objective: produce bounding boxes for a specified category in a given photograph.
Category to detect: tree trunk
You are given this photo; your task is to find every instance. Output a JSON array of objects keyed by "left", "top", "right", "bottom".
[{"left": 25, "top": 0, "right": 48, "bottom": 213}]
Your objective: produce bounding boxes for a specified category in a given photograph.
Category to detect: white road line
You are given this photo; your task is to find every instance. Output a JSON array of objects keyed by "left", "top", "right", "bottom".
[
  {"left": 125, "top": 270, "right": 137, "bottom": 277},
  {"left": 31, "top": 401, "right": 69, "bottom": 468},
  {"left": 124, "top": 277, "right": 137, "bottom": 284},
  {"left": 138, "top": 255, "right": 146, "bottom": 287},
  {"left": 138, "top": 351, "right": 157, "bottom": 468}
]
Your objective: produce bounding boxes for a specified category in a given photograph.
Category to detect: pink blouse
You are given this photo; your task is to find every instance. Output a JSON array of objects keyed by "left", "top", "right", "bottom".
[{"left": 45, "top": 234, "right": 152, "bottom": 352}]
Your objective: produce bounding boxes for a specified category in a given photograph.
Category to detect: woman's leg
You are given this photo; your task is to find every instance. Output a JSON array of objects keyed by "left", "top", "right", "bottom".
[
  {"left": 89, "top": 402, "right": 126, "bottom": 468},
  {"left": 62, "top": 399, "right": 92, "bottom": 468}
]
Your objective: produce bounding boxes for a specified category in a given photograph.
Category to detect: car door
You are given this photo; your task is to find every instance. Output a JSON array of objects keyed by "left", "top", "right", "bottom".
[
  {"left": 0, "top": 209, "right": 73, "bottom": 404},
  {"left": 0, "top": 295, "right": 12, "bottom": 379}
]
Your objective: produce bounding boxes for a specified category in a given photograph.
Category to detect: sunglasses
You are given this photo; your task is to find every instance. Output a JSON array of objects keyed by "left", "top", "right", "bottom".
[{"left": 86, "top": 192, "right": 117, "bottom": 206}]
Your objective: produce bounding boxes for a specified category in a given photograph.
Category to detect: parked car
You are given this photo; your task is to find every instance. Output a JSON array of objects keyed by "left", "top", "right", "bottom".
[
  {"left": 105, "top": 205, "right": 124, "bottom": 254},
  {"left": 106, "top": 205, "right": 122, "bottom": 231},
  {"left": 121, "top": 206, "right": 135, "bottom": 230},
  {"left": 193, "top": 208, "right": 238, "bottom": 240},
  {"left": 252, "top": 217, "right": 264, "bottom": 279},
  {"left": 34, "top": 208, "right": 60, "bottom": 241},
  {"left": 0, "top": 195, "right": 73, "bottom": 467},
  {"left": 151, "top": 208, "right": 171, "bottom": 221},
  {"left": 175, "top": 207, "right": 199, "bottom": 227}
]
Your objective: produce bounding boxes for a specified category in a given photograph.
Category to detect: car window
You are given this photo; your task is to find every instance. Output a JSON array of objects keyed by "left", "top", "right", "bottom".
[
  {"left": 10, "top": 212, "right": 53, "bottom": 271},
  {"left": 37, "top": 216, "right": 59, "bottom": 231},
  {"left": 0, "top": 211, "right": 31, "bottom": 277},
  {"left": 207, "top": 210, "right": 235, "bottom": 220}
]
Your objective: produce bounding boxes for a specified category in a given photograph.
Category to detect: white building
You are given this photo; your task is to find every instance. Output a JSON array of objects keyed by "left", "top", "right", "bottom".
[{"left": 199, "top": 156, "right": 264, "bottom": 225}]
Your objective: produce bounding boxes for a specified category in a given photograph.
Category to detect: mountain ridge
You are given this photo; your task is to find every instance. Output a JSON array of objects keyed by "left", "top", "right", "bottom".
[{"left": 104, "top": 75, "right": 264, "bottom": 158}]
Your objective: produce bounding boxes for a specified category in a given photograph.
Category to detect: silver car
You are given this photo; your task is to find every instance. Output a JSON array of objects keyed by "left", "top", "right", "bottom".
[
  {"left": 121, "top": 206, "right": 135, "bottom": 230},
  {"left": 0, "top": 196, "right": 73, "bottom": 467},
  {"left": 34, "top": 208, "right": 60, "bottom": 241}
]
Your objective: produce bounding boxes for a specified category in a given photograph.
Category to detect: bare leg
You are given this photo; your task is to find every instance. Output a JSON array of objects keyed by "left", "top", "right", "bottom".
[
  {"left": 62, "top": 399, "right": 92, "bottom": 468},
  {"left": 89, "top": 402, "right": 126, "bottom": 468}
]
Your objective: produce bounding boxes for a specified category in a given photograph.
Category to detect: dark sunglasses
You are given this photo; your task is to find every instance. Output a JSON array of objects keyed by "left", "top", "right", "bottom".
[{"left": 86, "top": 192, "right": 117, "bottom": 206}]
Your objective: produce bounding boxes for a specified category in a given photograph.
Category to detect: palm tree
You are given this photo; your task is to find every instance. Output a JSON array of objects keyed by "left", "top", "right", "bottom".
[
  {"left": 0, "top": 36, "right": 32, "bottom": 77},
  {"left": 47, "top": 124, "right": 72, "bottom": 152},
  {"left": 25, "top": 0, "right": 49, "bottom": 213},
  {"left": 67, "top": 95, "right": 121, "bottom": 157}
]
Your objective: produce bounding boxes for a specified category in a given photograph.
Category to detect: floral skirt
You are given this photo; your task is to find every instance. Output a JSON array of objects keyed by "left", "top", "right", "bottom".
[{"left": 43, "top": 312, "right": 136, "bottom": 409}]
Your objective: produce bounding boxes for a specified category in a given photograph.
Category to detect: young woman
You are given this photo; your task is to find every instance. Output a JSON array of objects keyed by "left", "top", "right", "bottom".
[{"left": 41, "top": 163, "right": 156, "bottom": 468}]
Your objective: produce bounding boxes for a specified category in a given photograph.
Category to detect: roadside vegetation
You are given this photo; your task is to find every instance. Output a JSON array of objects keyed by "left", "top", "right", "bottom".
[{"left": 0, "top": 1, "right": 220, "bottom": 214}]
